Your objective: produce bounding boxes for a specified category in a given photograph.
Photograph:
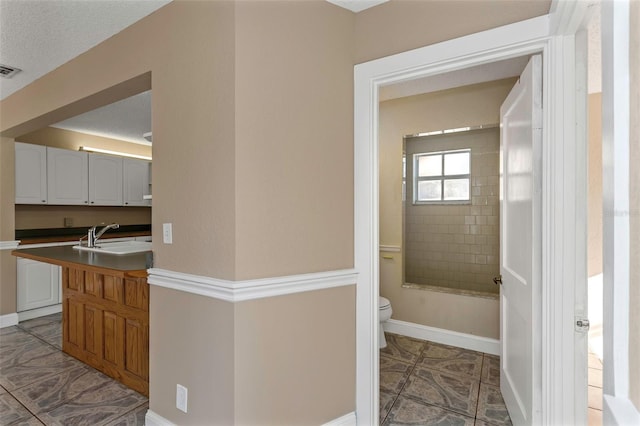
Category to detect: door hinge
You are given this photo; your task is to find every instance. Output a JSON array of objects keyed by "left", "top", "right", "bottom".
[{"left": 575, "top": 318, "right": 590, "bottom": 332}]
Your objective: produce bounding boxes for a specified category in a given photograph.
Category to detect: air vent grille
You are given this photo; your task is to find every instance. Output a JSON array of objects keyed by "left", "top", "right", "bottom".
[{"left": 0, "top": 64, "right": 21, "bottom": 78}]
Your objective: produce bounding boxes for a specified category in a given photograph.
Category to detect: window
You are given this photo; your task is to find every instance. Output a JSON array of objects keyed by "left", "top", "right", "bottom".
[{"left": 413, "top": 149, "right": 470, "bottom": 203}]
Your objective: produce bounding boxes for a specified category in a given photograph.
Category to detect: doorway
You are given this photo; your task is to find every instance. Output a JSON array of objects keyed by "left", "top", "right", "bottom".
[{"left": 354, "top": 13, "right": 589, "bottom": 425}]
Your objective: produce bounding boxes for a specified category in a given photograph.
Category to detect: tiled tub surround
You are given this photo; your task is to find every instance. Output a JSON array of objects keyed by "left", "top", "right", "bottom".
[
  {"left": 0, "top": 313, "right": 148, "bottom": 426},
  {"left": 380, "top": 332, "right": 510, "bottom": 425},
  {"left": 404, "top": 128, "right": 500, "bottom": 295}
]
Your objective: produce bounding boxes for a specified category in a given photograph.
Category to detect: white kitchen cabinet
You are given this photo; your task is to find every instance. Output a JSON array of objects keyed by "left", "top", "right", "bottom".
[
  {"left": 17, "top": 258, "right": 61, "bottom": 312},
  {"left": 123, "top": 158, "right": 151, "bottom": 206},
  {"left": 15, "top": 142, "right": 48, "bottom": 204},
  {"left": 89, "top": 153, "right": 123, "bottom": 206},
  {"left": 47, "top": 147, "right": 89, "bottom": 205}
]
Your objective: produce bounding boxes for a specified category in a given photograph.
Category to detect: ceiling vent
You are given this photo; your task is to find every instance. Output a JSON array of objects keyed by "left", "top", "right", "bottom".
[{"left": 0, "top": 64, "right": 22, "bottom": 79}]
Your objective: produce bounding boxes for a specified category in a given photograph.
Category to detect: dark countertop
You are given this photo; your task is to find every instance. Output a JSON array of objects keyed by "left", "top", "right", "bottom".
[{"left": 12, "top": 245, "right": 152, "bottom": 274}]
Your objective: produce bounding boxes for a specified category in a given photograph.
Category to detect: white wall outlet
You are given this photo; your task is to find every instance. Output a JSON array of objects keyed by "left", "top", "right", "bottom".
[
  {"left": 176, "top": 384, "right": 188, "bottom": 413},
  {"left": 163, "top": 223, "right": 173, "bottom": 244}
]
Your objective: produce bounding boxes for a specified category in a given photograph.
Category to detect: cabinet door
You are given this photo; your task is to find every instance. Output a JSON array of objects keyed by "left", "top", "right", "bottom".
[
  {"left": 89, "top": 153, "right": 123, "bottom": 206},
  {"left": 123, "top": 159, "right": 151, "bottom": 206},
  {"left": 47, "top": 147, "right": 89, "bottom": 205},
  {"left": 17, "top": 258, "right": 61, "bottom": 312},
  {"left": 15, "top": 142, "right": 47, "bottom": 204}
]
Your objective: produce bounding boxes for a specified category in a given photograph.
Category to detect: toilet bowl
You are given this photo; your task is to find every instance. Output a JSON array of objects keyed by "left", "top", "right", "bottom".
[{"left": 379, "top": 296, "right": 392, "bottom": 348}]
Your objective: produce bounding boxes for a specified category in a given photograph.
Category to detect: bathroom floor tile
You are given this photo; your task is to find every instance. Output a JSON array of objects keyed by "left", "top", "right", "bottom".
[
  {"left": 380, "top": 355, "right": 414, "bottom": 394},
  {"left": 476, "top": 383, "right": 512, "bottom": 425},
  {"left": 588, "top": 367, "right": 603, "bottom": 388},
  {"left": 588, "top": 407, "right": 603, "bottom": 426},
  {"left": 481, "top": 355, "right": 500, "bottom": 386},
  {"left": 402, "top": 366, "right": 480, "bottom": 417},
  {"left": 588, "top": 385, "right": 603, "bottom": 410},
  {"left": 418, "top": 342, "right": 484, "bottom": 379},
  {"left": 381, "top": 333, "right": 427, "bottom": 364},
  {"left": 382, "top": 395, "right": 475, "bottom": 426},
  {"left": 588, "top": 352, "right": 603, "bottom": 370}
]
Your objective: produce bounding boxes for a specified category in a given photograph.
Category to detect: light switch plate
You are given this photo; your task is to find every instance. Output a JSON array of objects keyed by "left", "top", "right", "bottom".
[
  {"left": 163, "top": 223, "right": 172, "bottom": 244},
  {"left": 176, "top": 384, "right": 188, "bottom": 413}
]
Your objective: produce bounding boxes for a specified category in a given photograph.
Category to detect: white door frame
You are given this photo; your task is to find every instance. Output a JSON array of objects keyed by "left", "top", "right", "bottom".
[
  {"left": 601, "top": 0, "right": 640, "bottom": 424},
  {"left": 354, "top": 4, "right": 590, "bottom": 425}
]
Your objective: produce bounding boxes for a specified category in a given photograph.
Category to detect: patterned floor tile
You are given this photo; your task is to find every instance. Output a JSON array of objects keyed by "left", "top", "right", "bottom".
[
  {"left": 0, "top": 328, "right": 43, "bottom": 352},
  {"left": 0, "top": 393, "right": 34, "bottom": 425},
  {"left": 380, "top": 355, "right": 414, "bottom": 394},
  {"left": 104, "top": 402, "right": 149, "bottom": 426},
  {"left": 0, "top": 385, "right": 6, "bottom": 394},
  {"left": 418, "top": 342, "right": 484, "bottom": 379},
  {"left": 402, "top": 366, "right": 480, "bottom": 417},
  {"left": 382, "top": 395, "right": 475, "bottom": 426},
  {"left": 0, "top": 350, "right": 83, "bottom": 391},
  {"left": 476, "top": 383, "right": 512, "bottom": 425},
  {"left": 380, "top": 390, "right": 397, "bottom": 424},
  {"left": 37, "top": 379, "right": 147, "bottom": 426},
  {"left": 12, "top": 365, "right": 113, "bottom": 414},
  {"left": 17, "top": 313, "right": 61, "bottom": 331},
  {"left": 0, "top": 339, "right": 58, "bottom": 369},
  {"left": 481, "top": 355, "right": 500, "bottom": 386},
  {"left": 381, "top": 333, "right": 427, "bottom": 364}
]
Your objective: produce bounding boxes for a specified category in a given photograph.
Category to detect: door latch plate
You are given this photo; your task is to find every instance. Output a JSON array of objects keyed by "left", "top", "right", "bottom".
[{"left": 575, "top": 317, "right": 590, "bottom": 332}]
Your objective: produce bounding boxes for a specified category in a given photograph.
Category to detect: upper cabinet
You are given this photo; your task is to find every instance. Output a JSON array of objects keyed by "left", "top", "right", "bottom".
[
  {"left": 46, "top": 147, "right": 89, "bottom": 205},
  {"left": 123, "top": 159, "right": 151, "bottom": 206},
  {"left": 89, "top": 153, "right": 123, "bottom": 206},
  {"left": 15, "top": 142, "right": 47, "bottom": 204}
]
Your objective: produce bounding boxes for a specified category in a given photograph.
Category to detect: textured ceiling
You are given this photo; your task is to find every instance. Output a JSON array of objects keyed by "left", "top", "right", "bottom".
[{"left": 0, "top": 0, "right": 171, "bottom": 100}]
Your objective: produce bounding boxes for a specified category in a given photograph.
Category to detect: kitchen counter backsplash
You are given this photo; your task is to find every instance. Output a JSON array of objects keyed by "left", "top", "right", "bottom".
[{"left": 16, "top": 224, "right": 151, "bottom": 242}]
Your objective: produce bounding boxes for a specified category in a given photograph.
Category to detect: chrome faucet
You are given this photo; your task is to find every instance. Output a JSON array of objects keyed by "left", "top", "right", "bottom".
[{"left": 87, "top": 223, "right": 120, "bottom": 247}]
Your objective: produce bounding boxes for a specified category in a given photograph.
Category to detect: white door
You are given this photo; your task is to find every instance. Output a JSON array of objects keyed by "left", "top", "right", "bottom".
[{"left": 499, "top": 54, "right": 543, "bottom": 425}]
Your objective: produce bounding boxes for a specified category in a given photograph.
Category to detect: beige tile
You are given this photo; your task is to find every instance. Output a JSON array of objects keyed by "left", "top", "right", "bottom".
[
  {"left": 588, "top": 367, "right": 603, "bottom": 388},
  {"left": 588, "top": 352, "right": 603, "bottom": 370},
  {"left": 588, "top": 385, "right": 603, "bottom": 410},
  {"left": 588, "top": 408, "right": 603, "bottom": 426}
]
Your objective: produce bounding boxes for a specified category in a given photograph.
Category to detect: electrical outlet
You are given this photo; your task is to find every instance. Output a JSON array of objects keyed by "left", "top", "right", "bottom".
[
  {"left": 163, "top": 223, "right": 173, "bottom": 244},
  {"left": 176, "top": 384, "right": 188, "bottom": 413},
  {"left": 64, "top": 217, "right": 73, "bottom": 228}
]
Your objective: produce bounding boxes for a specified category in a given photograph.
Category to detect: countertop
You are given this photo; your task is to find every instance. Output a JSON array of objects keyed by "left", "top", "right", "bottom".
[{"left": 12, "top": 245, "right": 152, "bottom": 274}]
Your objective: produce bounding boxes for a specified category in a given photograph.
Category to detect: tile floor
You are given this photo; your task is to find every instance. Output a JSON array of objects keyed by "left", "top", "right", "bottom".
[
  {"left": 380, "top": 333, "right": 510, "bottom": 426},
  {"left": 0, "top": 313, "right": 148, "bottom": 426}
]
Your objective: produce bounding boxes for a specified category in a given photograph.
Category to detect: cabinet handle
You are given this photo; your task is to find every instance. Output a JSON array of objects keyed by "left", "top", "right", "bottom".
[
  {"left": 91, "top": 201, "right": 94, "bottom": 204},
  {"left": 42, "top": 200, "right": 46, "bottom": 203},
  {"left": 125, "top": 202, "right": 129, "bottom": 205}
]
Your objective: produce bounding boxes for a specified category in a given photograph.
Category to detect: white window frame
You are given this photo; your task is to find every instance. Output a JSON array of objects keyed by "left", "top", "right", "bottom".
[{"left": 413, "top": 148, "right": 471, "bottom": 204}]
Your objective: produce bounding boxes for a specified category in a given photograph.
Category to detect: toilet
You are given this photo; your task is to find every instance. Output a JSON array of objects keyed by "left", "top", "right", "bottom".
[{"left": 379, "top": 297, "right": 392, "bottom": 348}]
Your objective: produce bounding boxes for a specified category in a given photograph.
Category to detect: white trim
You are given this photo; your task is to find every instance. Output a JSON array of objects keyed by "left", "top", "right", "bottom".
[
  {"left": 378, "top": 245, "right": 400, "bottom": 253},
  {"left": 354, "top": 10, "right": 587, "bottom": 425},
  {"left": 603, "top": 395, "right": 640, "bottom": 426},
  {"left": 17, "top": 304, "right": 62, "bottom": 322},
  {"left": 144, "top": 410, "right": 176, "bottom": 426},
  {"left": 384, "top": 319, "right": 499, "bottom": 356},
  {"left": 0, "top": 240, "right": 20, "bottom": 250},
  {"left": 0, "top": 313, "right": 19, "bottom": 328},
  {"left": 147, "top": 268, "right": 357, "bottom": 303},
  {"left": 322, "top": 412, "right": 357, "bottom": 426}
]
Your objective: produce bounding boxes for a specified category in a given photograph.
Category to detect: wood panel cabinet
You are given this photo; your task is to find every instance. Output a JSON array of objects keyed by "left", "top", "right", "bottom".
[
  {"left": 15, "top": 142, "right": 47, "bottom": 204},
  {"left": 88, "top": 153, "right": 123, "bottom": 206},
  {"left": 62, "top": 266, "right": 149, "bottom": 396},
  {"left": 47, "top": 147, "right": 89, "bottom": 205}
]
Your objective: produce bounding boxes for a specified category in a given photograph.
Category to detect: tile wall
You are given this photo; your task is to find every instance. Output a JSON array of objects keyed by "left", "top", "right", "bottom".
[{"left": 404, "top": 128, "right": 500, "bottom": 294}]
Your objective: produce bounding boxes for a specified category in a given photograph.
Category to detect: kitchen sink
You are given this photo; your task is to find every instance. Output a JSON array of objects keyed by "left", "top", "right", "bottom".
[{"left": 73, "top": 240, "right": 152, "bottom": 255}]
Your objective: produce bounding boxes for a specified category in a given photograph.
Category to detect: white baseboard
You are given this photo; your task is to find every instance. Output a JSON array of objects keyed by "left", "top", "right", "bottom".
[
  {"left": 145, "top": 410, "right": 176, "bottom": 426},
  {"left": 18, "top": 304, "right": 62, "bottom": 322},
  {"left": 322, "top": 412, "right": 357, "bottom": 426},
  {"left": 0, "top": 313, "right": 19, "bottom": 328},
  {"left": 384, "top": 319, "right": 500, "bottom": 355}
]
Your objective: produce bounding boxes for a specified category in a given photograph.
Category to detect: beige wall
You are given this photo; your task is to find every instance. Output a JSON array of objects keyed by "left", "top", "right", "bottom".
[
  {"left": 234, "top": 0, "right": 354, "bottom": 279},
  {"left": 405, "top": 128, "right": 500, "bottom": 294},
  {"left": 354, "top": 0, "right": 550, "bottom": 63},
  {"left": 628, "top": 0, "right": 640, "bottom": 410},
  {"left": 379, "top": 79, "right": 515, "bottom": 339},
  {"left": 0, "top": 138, "right": 16, "bottom": 314},
  {"left": 234, "top": 286, "right": 355, "bottom": 424},
  {"left": 588, "top": 93, "right": 603, "bottom": 277}
]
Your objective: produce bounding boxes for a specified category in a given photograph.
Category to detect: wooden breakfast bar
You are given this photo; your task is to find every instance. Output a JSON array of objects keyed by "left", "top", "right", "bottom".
[{"left": 13, "top": 246, "right": 152, "bottom": 396}]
